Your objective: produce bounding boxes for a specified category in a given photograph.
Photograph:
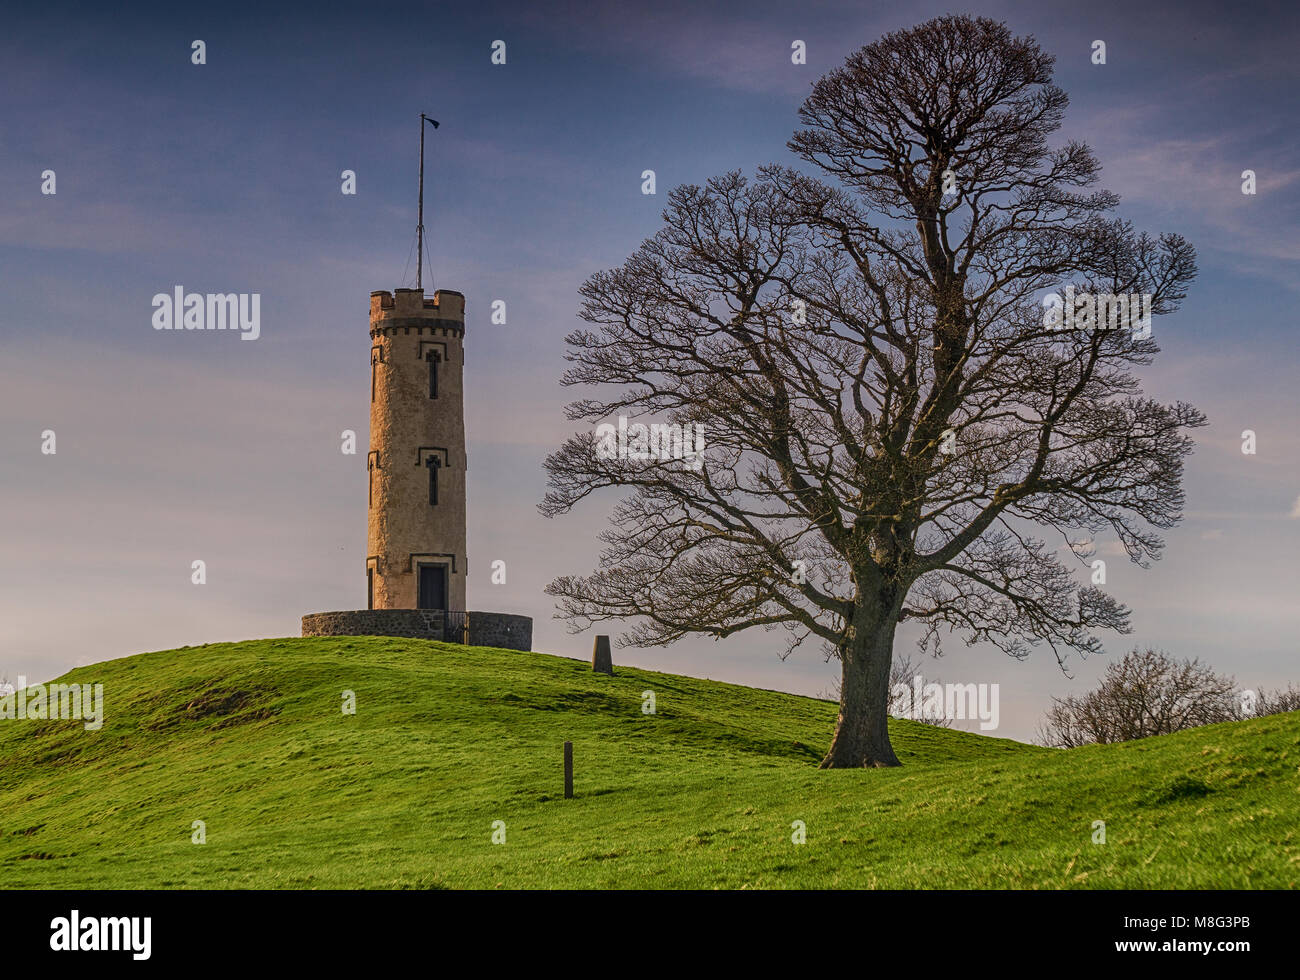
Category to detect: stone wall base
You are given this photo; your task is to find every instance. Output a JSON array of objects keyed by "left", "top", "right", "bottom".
[{"left": 301, "top": 609, "right": 532, "bottom": 652}]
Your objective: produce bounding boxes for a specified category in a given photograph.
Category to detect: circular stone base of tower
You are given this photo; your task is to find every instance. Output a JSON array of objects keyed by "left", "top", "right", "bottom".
[{"left": 301, "top": 610, "right": 532, "bottom": 652}]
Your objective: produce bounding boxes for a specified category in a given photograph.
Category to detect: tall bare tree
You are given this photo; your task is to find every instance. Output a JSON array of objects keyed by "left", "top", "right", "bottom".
[{"left": 541, "top": 15, "right": 1205, "bottom": 767}]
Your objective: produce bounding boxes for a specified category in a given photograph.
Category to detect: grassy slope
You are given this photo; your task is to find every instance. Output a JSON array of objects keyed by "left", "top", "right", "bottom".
[{"left": 0, "top": 637, "right": 1295, "bottom": 889}]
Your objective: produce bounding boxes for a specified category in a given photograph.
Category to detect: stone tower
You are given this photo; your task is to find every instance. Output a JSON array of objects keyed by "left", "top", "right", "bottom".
[
  {"left": 366, "top": 287, "right": 467, "bottom": 612},
  {"left": 302, "top": 284, "right": 530, "bottom": 651}
]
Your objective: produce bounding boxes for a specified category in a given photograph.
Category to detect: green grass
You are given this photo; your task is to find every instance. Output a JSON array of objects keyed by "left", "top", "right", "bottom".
[{"left": 0, "top": 637, "right": 1296, "bottom": 888}]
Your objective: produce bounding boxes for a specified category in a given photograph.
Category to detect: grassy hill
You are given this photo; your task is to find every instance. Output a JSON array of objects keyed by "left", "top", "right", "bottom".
[{"left": 0, "top": 637, "right": 1295, "bottom": 889}]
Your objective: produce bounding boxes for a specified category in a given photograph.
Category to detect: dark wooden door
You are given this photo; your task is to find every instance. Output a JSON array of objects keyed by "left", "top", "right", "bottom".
[{"left": 418, "top": 565, "right": 447, "bottom": 611}]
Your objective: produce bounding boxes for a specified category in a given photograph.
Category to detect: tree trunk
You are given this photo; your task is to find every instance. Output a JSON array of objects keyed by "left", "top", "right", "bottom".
[{"left": 820, "top": 615, "right": 901, "bottom": 768}]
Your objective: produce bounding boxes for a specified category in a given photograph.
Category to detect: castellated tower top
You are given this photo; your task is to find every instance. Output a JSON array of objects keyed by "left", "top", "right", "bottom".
[{"left": 369, "top": 288, "right": 465, "bottom": 333}]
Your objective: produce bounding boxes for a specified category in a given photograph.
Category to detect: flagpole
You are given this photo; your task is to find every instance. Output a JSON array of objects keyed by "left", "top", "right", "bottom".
[
  {"left": 417, "top": 115, "right": 425, "bottom": 290},
  {"left": 417, "top": 113, "right": 439, "bottom": 291}
]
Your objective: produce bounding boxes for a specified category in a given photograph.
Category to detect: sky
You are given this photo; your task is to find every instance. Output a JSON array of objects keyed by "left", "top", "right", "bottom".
[{"left": 1, "top": 0, "right": 1297, "bottom": 742}]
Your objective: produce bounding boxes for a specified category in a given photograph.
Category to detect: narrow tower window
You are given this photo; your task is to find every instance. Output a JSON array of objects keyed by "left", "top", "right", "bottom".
[
  {"left": 426, "top": 454, "right": 441, "bottom": 505},
  {"left": 371, "top": 346, "right": 384, "bottom": 402},
  {"left": 367, "top": 451, "right": 380, "bottom": 508},
  {"left": 426, "top": 350, "right": 440, "bottom": 398}
]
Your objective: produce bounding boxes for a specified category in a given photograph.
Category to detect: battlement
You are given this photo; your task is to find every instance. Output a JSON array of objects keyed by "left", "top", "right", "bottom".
[{"left": 370, "top": 288, "right": 465, "bottom": 323}]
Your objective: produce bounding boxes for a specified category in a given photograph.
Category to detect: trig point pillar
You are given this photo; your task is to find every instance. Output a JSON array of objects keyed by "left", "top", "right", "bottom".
[{"left": 366, "top": 287, "right": 467, "bottom": 612}]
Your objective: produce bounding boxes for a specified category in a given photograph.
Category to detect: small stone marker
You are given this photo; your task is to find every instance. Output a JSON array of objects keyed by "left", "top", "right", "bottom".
[
  {"left": 563, "top": 741, "right": 574, "bottom": 799},
  {"left": 592, "top": 634, "right": 613, "bottom": 675}
]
